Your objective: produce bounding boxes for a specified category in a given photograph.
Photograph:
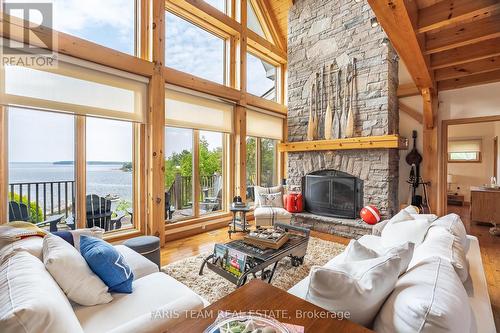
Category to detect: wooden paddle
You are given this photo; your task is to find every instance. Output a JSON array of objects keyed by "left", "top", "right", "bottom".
[
  {"left": 324, "top": 64, "right": 333, "bottom": 140},
  {"left": 307, "top": 81, "right": 316, "bottom": 141}
]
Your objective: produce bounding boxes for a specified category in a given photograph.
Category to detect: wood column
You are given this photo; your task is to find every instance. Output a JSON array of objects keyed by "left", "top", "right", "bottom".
[
  {"left": 235, "top": 106, "right": 247, "bottom": 199},
  {"left": 0, "top": 107, "right": 8, "bottom": 224},
  {"left": 422, "top": 88, "right": 439, "bottom": 214},
  {"left": 75, "top": 116, "right": 86, "bottom": 229},
  {"left": 146, "top": 0, "right": 165, "bottom": 245}
]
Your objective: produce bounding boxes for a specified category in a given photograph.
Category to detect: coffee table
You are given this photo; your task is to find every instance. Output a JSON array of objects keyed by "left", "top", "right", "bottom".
[
  {"left": 167, "top": 279, "right": 373, "bottom": 333},
  {"left": 199, "top": 223, "right": 310, "bottom": 287}
]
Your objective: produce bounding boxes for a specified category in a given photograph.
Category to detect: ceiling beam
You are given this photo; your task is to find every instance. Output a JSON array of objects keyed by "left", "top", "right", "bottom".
[
  {"left": 399, "top": 102, "right": 423, "bottom": 124},
  {"left": 435, "top": 56, "right": 500, "bottom": 81},
  {"left": 417, "top": 0, "right": 500, "bottom": 33},
  {"left": 425, "top": 14, "right": 500, "bottom": 54},
  {"left": 421, "top": 88, "right": 435, "bottom": 129},
  {"left": 430, "top": 37, "right": 500, "bottom": 69},
  {"left": 397, "top": 83, "right": 421, "bottom": 97},
  {"left": 368, "top": 0, "right": 433, "bottom": 89},
  {"left": 438, "top": 68, "right": 500, "bottom": 90}
]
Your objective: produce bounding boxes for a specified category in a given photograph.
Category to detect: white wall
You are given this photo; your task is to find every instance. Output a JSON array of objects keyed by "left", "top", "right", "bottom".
[
  {"left": 448, "top": 122, "right": 497, "bottom": 202},
  {"left": 496, "top": 122, "right": 500, "bottom": 180}
]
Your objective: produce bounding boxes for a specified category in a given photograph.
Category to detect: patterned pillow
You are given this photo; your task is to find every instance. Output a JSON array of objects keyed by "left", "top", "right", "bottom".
[
  {"left": 259, "top": 192, "right": 284, "bottom": 208},
  {"left": 80, "top": 235, "right": 134, "bottom": 293}
]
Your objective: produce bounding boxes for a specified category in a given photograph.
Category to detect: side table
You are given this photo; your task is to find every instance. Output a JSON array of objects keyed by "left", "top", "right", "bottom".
[{"left": 228, "top": 205, "right": 251, "bottom": 238}]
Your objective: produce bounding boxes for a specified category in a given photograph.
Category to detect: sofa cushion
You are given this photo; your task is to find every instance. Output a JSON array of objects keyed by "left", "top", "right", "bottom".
[
  {"left": 70, "top": 227, "right": 105, "bottom": 252},
  {"left": 258, "top": 192, "right": 284, "bottom": 208},
  {"left": 381, "top": 216, "right": 432, "bottom": 248},
  {"left": 253, "top": 185, "right": 283, "bottom": 208},
  {"left": 343, "top": 239, "right": 379, "bottom": 262},
  {"left": 410, "top": 226, "right": 469, "bottom": 283},
  {"left": 0, "top": 251, "right": 83, "bottom": 333},
  {"left": 374, "top": 257, "right": 473, "bottom": 333},
  {"left": 0, "top": 236, "right": 43, "bottom": 264},
  {"left": 305, "top": 243, "right": 414, "bottom": 327},
  {"left": 73, "top": 272, "right": 205, "bottom": 333},
  {"left": 114, "top": 245, "right": 159, "bottom": 280},
  {"left": 43, "top": 234, "right": 113, "bottom": 306},
  {"left": 431, "top": 213, "right": 468, "bottom": 249},
  {"left": 80, "top": 236, "right": 134, "bottom": 293},
  {"left": 254, "top": 207, "right": 291, "bottom": 226}
]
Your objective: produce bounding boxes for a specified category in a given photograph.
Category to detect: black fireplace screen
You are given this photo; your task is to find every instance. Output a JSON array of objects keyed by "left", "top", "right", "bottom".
[{"left": 302, "top": 170, "right": 363, "bottom": 219}]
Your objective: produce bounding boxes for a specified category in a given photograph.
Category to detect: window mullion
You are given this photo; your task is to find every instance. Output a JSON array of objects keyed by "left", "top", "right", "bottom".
[
  {"left": 193, "top": 130, "right": 200, "bottom": 218},
  {"left": 75, "top": 116, "right": 86, "bottom": 229}
]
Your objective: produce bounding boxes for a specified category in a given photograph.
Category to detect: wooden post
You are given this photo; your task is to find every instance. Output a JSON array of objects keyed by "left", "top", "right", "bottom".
[
  {"left": 75, "top": 116, "right": 87, "bottom": 229},
  {"left": 422, "top": 88, "right": 439, "bottom": 214},
  {"left": 235, "top": 106, "right": 247, "bottom": 200},
  {"left": 192, "top": 130, "right": 200, "bottom": 217},
  {"left": 0, "top": 107, "right": 8, "bottom": 224},
  {"left": 146, "top": 0, "right": 166, "bottom": 245}
]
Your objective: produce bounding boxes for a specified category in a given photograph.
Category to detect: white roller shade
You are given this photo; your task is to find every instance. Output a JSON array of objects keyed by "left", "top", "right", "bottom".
[
  {"left": 1, "top": 51, "right": 148, "bottom": 123},
  {"left": 448, "top": 139, "right": 482, "bottom": 153},
  {"left": 165, "top": 87, "right": 233, "bottom": 133},
  {"left": 246, "top": 109, "right": 283, "bottom": 140}
]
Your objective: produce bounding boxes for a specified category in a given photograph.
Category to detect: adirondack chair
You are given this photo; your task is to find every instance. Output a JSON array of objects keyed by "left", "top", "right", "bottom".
[
  {"left": 200, "top": 175, "right": 223, "bottom": 212},
  {"left": 165, "top": 190, "right": 174, "bottom": 220},
  {"left": 8, "top": 201, "right": 64, "bottom": 232},
  {"left": 65, "top": 194, "right": 125, "bottom": 231}
]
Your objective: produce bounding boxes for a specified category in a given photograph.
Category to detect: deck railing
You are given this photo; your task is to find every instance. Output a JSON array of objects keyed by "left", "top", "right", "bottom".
[
  {"left": 9, "top": 180, "right": 75, "bottom": 222},
  {"left": 166, "top": 174, "right": 221, "bottom": 210}
]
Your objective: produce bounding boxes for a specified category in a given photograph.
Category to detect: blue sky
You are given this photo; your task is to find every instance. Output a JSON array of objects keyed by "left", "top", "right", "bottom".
[{"left": 6, "top": 0, "right": 273, "bottom": 162}]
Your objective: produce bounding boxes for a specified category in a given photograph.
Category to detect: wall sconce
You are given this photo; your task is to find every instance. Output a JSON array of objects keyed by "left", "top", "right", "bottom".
[{"left": 370, "top": 17, "right": 379, "bottom": 28}]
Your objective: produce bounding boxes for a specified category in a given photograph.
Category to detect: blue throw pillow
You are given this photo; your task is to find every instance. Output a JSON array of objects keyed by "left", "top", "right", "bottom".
[
  {"left": 80, "top": 235, "right": 134, "bottom": 293},
  {"left": 51, "top": 231, "right": 74, "bottom": 246}
]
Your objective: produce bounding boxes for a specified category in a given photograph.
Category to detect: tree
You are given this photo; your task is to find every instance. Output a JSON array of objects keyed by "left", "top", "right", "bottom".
[{"left": 8, "top": 193, "right": 43, "bottom": 223}]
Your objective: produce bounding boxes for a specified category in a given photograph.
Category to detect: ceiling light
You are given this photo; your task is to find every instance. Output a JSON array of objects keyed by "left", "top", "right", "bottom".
[
  {"left": 370, "top": 17, "right": 379, "bottom": 28},
  {"left": 381, "top": 37, "right": 390, "bottom": 46}
]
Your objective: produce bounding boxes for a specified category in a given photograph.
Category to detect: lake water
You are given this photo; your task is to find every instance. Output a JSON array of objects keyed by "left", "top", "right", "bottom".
[{"left": 9, "top": 163, "right": 133, "bottom": 212}]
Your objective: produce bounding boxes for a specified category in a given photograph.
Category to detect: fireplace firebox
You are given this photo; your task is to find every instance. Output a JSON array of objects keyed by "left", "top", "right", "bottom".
[{"left": 302, "top": 170, "right": 363, "bottom": 219}]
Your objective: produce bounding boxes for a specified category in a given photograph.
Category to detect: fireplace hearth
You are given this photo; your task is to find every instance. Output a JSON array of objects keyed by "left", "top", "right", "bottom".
[{"left": 302, "top": 170, "right": 364, "bottom": 219}]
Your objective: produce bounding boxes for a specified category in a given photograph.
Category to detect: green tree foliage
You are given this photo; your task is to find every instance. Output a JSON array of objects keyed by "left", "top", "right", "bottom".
[
  {"left": 260, "top": 138, "right": 277, "bottom": 187},
  {"left": 246, "top": 137, "right": 257, "bottom": 185},
  {"left": 8, "top": 193, "right": 43, "bottom": 223},
  {"left": 164, "top": 136, "right": 222, "bottom": 190}
]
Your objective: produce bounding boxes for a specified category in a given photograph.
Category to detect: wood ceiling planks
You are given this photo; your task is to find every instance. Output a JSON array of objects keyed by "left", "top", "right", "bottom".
[
  {"left": 266, "top": 0, "right": 292, "bottom": 46},
  {"left": 430, "top": 37, "right": 500, "bottom": 69},
  {"left": 434, "top": 56, "right": 500, "bottom": 81}
]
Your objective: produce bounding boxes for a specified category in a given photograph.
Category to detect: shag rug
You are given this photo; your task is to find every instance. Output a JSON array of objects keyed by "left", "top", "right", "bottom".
[{"left": 162, "top": 237, "right": 346, "bottom": 303}]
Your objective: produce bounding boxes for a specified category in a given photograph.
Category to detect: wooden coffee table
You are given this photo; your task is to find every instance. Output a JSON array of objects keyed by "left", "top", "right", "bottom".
[{"left": 168, "top": 279, "right": 373, "bottom": 332}]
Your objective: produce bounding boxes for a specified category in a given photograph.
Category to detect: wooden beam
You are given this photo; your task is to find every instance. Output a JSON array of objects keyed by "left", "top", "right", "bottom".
[
  {"left": 430, "top": 37, "right": 500, "bottom": 69},
  {"left": 425, "top": 14, "right": 500, "bottom": 54},
  {"left": 0, "top": 13, "right": 154, "bottom": 77},
  {"left": 421, "top": 87, "right": 435, "bottom": 129},
  {"left": 75, "top": 116, "right": 86, "bottom": 229},
  {"left": 0, "top": 107, "right": 8, "bottom": 224},
  {"left": 397, "top": 83, "right": 421, "bottom": 97},
  {"left": 422, "top": 89, "right": 439, "bottom": 214},
  {"left": 399, "top": 102, "right": 423, "bottom": 124},
  {"left": 438, "top": 68, "right": 500, "bottom": 90},
  {"left": 367, "top": 0, "right": 433, "bottom": 88},
  {"left": 259, "top": 0, "right": 287, "bottom": 52},
  {"left": 246, "top": 93, "right": 287, "bottom": 115},
  {"left": 247, "top": 29, "right": 287, "bottom": 64},
  {"left": 234, "top": 106, "right": 247, "bottom": 200},
  {"left": 278, "top": 135, "right": 408, "bottom": 153},
  {"left": 240, "top": 0, "right": 248, "bottom": 96},
  {"left": 417, "top": 0, "right": 500, "bottom": 33},
  {"left": 435, "top": 56, "right": 500, "bottom": 81},
  {"left": 147, "top": 0, "right": 166, "bottom": 245}
]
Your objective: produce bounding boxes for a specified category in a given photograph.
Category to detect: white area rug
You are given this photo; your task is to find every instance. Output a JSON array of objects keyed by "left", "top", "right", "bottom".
[{"left": 162, "top": 237, "right": 346, "bottom": 303}]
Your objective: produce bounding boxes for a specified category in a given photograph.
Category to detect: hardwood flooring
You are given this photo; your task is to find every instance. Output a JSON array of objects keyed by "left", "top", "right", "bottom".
[{"left": 160, "top": 209, "right": 499, "bottom": 328}]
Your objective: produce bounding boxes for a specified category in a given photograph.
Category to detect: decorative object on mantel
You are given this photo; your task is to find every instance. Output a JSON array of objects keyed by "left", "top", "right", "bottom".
[
  {"left": 345, "top": 58, "right": 357, "bottom": 138},
  {"left": 324, "top": 63, "right": 334, "bottom": 140},
  {"left": 306, "top": 81, "right": 317, "bottom": 141},
  {"left": 360, "top": 205, "right": 381, "bottom": 225},
  {"left": 333, "top": 68, "right": 342, "bottom": 139},
  {"left": 278, "top": 134, "right": 408, "bottom": 153}
]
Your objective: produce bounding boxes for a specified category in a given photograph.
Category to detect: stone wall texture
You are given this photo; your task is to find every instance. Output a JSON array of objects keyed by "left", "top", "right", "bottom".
[{"left": 287, "top": 0, "right": 399, "bottom": 218}]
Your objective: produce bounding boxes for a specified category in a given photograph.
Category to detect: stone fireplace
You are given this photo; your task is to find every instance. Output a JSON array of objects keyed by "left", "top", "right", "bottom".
[{"left": 286, "top": 0, "right": 400, "bottom": 237}]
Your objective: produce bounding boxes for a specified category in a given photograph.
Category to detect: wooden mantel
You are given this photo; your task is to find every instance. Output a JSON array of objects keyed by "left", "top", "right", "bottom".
[{"left": 278, "top": 135, "right": 408, "bottom": 153}]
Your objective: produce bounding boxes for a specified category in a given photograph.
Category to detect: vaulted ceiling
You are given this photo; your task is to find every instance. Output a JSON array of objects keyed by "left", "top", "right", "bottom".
[{"left": 267, "top": 0, "right": 292, "bottom": 47}]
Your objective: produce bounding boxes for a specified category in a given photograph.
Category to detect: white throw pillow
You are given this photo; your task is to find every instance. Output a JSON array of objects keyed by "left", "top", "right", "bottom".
[
  {"left": 381, "top": 217, "right": 432, "bottom": 248},
  {"left": 410, "top": 227, "right": 469, "bottom": 283},
  {"left": 70, "top": 227, "right": 105, "bottom": 252},
  {"left": 43, "top": 234, "right": 113, "bottom": 306},
  {"left": 306, "top": 244, "right": 414, "bottom": 327},
  {"left": 391, "top": 208, "right": 415, "bottom": 223},
  {"left": 253, "top": 185, "right": 283, "bottom": 208},
  {"left": 258, "top": 192, "right": 284, "bottom": 208},
  {"left": 431, "top": 213, "right": 468, "bottom": 249},
  {"left": 343, "top": 239, "right": 379, "bottom": 262},
  {"left": 374, "top": 257, "right": 474, "bottom": 333},
  {"left": 0, "top": 251, "right": 84, "bottom": 333},
  {"left": 0, "top": 236, "right": 43, "bottom": 264}
]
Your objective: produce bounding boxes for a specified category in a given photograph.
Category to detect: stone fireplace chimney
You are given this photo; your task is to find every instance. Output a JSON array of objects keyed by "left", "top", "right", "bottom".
[{"left": 286, "top": 0, "right": 400, "bottom": 219}]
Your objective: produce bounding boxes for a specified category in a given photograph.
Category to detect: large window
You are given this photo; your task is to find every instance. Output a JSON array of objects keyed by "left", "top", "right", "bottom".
[
  {"left": 448, "top": 139, "right": 482, "bottom": 163},
  {"left": 5, "top": 0, "right": 137, "bottom": 54},
  {"left": 246, "top": 137, "right": 257, "bottom": 203},
  {"left": 8, "top": 108, "right": 75, "bottom": 223},
  {"left": 245, "top": 136, "right": 279, "bottom": 202},
  {"left": 247, "top": 0, "right": 266, "bottom": 39},
  {"left": 247, "top": 52, "right": 277, "bottom": 101},
  {"left": 86, "top": 117, "right": 134, "bottom": 231},
  {"left": 166, "top": 12, "right": 226, "bottom": 84},
  {"left": 199, "top": 130, "right": 224, "bottom": 216},
  {"left": 164, "top": 127, "right": 194, "bottom": 223},
  {"left": 204, "top": 0, "right": 227, "bottom": 13}
]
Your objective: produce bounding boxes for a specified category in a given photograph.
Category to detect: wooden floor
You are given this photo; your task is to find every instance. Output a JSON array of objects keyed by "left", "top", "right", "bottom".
[{"left": 160, "top": 208, "right": 499, "bottom": 327}]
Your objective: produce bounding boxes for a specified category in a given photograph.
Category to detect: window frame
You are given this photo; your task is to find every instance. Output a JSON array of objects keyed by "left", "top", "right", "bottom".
[
  {"left": 447, "top": 152, "right": 482, "bottom": 163},
  {"left": 246, "top": 48, "right": 280, "bottom": 102}
]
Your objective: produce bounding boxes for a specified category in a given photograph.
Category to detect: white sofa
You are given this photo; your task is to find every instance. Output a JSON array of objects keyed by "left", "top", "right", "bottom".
[
  {"left": 288, "top": 215, "right": 496, "bottom": 333},
  {"left": 0, "top": 238, "right": 208, "bottom": 333}
]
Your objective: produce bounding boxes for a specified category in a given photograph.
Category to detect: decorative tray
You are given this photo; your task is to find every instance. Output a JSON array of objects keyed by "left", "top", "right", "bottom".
[{"left": 243, "top": 227, "right": 289, "bottom": 250}]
